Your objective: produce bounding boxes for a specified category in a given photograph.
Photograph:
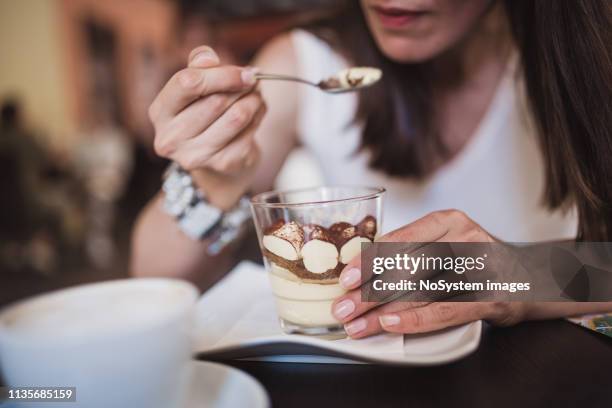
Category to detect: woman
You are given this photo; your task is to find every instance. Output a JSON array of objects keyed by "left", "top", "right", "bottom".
[{"left": 131, "top": 0, "right": 612, "bottom": 338}]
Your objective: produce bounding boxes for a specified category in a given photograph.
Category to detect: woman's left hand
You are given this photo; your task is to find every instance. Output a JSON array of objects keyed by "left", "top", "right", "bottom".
[{"left": 332, "top": 210, "right": 527, "bottom": 338}]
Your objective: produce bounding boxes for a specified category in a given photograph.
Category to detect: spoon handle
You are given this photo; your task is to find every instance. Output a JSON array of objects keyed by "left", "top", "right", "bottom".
[{"left": 254, "top": 73, "right": 318, "bottom": 87}]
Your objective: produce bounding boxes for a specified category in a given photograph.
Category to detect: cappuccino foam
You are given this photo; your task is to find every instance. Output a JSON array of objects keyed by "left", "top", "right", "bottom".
[{"left": 0, "top": 279, "right": 197, "bottom": 343}]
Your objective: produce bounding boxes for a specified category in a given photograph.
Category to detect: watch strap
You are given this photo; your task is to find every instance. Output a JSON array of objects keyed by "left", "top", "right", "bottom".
[{"left": 161, "top": 163, "right": 251, "bottom": 248}]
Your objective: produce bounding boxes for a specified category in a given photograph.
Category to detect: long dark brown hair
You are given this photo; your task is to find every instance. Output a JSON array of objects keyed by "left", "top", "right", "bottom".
[{"left": 306, "top": 0, "right": 612, "bottom": 241}]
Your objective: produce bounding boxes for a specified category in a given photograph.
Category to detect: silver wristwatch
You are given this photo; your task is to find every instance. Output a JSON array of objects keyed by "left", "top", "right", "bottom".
[{"left": 161, "top": 162, "right": 252, "bottom": 255}]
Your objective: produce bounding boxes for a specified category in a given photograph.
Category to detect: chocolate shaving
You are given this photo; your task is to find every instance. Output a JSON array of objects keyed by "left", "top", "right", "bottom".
[
  {"left": 318, "top": 77, "right": 342, "bottom": 90},
  {"left": 303, "top": 224, "right": 335, "bottom": 243},
  {"left": 357, "top": 215, "right": 377, "bottom": 240},
  {"left": 346, "top": 74, "right": 364, "bottom": 87},
  {"left": 329, "top": 222, "right": 357, "bottom": 247}
]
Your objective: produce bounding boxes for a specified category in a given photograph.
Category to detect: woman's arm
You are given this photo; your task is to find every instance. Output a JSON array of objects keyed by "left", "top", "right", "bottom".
[{"left": 130, "top": 34, "right": 300, "bottom": 282}]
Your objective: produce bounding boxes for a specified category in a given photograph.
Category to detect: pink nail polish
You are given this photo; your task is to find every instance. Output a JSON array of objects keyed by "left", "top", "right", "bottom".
[
  {"left": 333, "top": 299, "right": 355, "bottom": 320},
  {"left": 241, "top": 67, "right": 259, "bottom": 86},
  {"left": 345, "top": 318, "right": 367, "bottom": 336},
  {"left": 192, "top": 50, "right": 219, "bottom": 66},
  {"left": 379, "top": 314, "right": 400, "bottom": 327},
  {"left": 340, "top": 268, "right": 361, "bottom": 289}
]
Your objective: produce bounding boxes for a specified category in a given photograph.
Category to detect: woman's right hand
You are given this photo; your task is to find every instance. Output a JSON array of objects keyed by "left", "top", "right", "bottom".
[{"left": 149, "top": 46, "right": 266, "bottom": 179}]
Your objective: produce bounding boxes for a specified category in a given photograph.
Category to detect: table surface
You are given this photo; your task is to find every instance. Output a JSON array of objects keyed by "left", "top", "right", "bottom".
[{"left": 211, "top": 320, "right": 611, "bottom": 408}]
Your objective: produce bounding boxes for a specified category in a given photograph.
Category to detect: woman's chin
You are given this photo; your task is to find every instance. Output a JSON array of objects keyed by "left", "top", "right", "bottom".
[{"left": 377, "top": 38, "right": 443, "bottom": 64}]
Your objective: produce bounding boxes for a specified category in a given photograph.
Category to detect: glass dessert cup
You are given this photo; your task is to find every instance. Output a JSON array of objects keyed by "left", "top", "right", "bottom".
[{"left": 251, "top": 186, "right": 384, "bottom": 338}]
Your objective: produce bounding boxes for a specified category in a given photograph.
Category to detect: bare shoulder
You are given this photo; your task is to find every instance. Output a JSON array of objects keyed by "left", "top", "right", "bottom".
[
  {"left": 252, "top": 32, "right": 298, "bottom": 75},
  {"left": 251, "top": 31, "right": 300, "bottom": 122}
]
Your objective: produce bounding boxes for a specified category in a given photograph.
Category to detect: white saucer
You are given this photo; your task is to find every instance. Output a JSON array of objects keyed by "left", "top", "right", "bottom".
[
  {"left": 181, "top": 361, "right": 269, "bottom": 408},
  {"left": 195, "top": 262, "right": 482, "bottom": 365}
]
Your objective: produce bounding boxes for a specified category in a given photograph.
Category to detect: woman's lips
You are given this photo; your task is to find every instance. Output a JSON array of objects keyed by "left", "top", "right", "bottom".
[{"left": 372, "top": 6, "right": 428, "bottom": 28}]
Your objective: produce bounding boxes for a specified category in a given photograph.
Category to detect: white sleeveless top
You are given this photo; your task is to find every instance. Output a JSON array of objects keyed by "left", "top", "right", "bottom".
[{"left": 288, "top": 29, "right": 577, "bottom": 241}]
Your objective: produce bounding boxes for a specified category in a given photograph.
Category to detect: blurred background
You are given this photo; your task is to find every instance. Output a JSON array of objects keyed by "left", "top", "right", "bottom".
[{"left": 0, "top": 0, "right": 338, "bottom": 306}]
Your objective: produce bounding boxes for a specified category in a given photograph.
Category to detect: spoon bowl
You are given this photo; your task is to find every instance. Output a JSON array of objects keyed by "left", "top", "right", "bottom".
[{"left": 255, "top": 67, "right": 382, "bottom": 94}]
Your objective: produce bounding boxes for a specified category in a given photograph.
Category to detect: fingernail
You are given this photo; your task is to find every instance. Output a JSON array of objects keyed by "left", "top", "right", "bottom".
[
  {"left": 178, "top": 70, "right": 201, "bottom": 88},
  {"left": 333, "top": 299, "right": 355, "bottom": 320},
  {"left": 344, "top": 318, "right": 367, "bottom": 336},
  {"left": 191, "top": 49, "right": 219, "bottom": 66},
  {"left": 379, "top": 314, "right": 400, "bottom": 327},
  {"left": 340, "top": 268, "right": 361, "bottom": 289},
  {"left": 241, "top": 67, "right": 259, "bottom": 86}
]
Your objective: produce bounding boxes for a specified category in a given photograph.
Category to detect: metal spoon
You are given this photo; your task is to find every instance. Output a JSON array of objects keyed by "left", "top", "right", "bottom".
[{"left": 254, "top": 67, "right": 382, "bottom": 94}]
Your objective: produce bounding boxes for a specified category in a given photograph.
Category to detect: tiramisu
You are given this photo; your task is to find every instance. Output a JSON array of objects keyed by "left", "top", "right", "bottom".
[
  {"left": 261, "top": 216, "right": 378, "bottom": 327},
  {"left": 319, "top": 67, "right": 382, "bottom": 92}
]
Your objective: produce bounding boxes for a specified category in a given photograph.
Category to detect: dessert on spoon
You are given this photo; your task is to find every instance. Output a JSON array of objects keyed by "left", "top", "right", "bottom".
[{"left": 255, "top": 67, "right": 382, "bottom": 94}]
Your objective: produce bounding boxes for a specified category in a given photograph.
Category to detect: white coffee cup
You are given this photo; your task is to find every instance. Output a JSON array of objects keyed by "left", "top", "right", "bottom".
[{"left": 0, "top": 278, "right": 198, "bottom": 408}]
